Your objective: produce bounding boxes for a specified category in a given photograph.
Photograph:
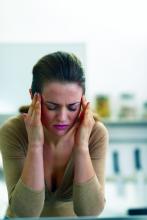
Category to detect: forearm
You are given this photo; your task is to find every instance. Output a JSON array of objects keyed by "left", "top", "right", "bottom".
[
  {"left": 73, "top": 175, "right": 105, "bottom": 216},
  {"left": 73, "top": 145, "right": 105, "bottom": 216},
  {"left": 73, "top": 144, "right": 95, "bottom": 183},
  {"left": 8, "top": 145, "right": 45, "bottom": 217},
  {"left": 10, "top": 178, "right": 45, "bottom": 217},
  {"left": 21, "top": 144, "right": 45, "bottom": 190}
]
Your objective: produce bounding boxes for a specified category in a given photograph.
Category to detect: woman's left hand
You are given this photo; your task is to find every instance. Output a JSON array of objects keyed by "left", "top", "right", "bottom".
[
  {"left": 74, "top": 96, "right": 95, "bottom": 149},
  {"left": 50, "top": 96, "right": 95, "bottom": 167}
]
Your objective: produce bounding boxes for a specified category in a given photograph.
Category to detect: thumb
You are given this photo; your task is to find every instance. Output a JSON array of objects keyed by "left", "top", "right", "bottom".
[
  {"left": 67, "top": 121, "right": 79, "bottom": 136},
  {"left": 21, "top": 113, "right": 28, "bottom": 122}
]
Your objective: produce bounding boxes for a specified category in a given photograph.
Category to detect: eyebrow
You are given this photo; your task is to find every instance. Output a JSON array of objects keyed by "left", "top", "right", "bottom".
[{"left": 45, "top": 101, "right": 81, "bottom": 106}]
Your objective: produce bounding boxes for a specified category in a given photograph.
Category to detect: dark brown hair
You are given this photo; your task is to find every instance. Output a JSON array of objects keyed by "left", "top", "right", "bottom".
[
  {"left": 19, "top": 51, "right": 86, "bottom": 114},
  {"left": 31, "top": 51, "right": 85, "bottom": 95}
]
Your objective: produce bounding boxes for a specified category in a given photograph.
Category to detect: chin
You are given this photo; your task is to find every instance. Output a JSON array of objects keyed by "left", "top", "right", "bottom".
[
  {"left": 48, "top": 127, "right": 68, "bottom": 137},
  {"left": 54, "top": 130, "right": 68, "bottom": 136}
]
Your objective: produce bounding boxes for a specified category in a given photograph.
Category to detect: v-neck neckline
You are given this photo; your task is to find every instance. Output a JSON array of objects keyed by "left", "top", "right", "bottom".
[{"left": 45, "top": 154, "right": 73, "bottom": 197}]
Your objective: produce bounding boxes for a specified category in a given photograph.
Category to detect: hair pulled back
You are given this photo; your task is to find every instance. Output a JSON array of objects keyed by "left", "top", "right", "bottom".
[{"left": 31, "top": 51, "right": 85, "bottom": 95}]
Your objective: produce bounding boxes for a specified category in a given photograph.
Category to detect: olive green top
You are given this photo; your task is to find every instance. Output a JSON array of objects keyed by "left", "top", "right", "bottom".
[{"left": 0, "top": 115, "right": 108, "bottom": 217}]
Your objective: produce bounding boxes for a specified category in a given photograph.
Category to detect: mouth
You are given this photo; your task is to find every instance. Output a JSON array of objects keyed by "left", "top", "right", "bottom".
[{"left": 53, "top": 124, "right": 69, "bottom": 131}]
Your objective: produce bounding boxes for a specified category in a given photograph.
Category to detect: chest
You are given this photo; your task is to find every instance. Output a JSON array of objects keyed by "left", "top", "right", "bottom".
[
  {"left": 45, "top": 167, "right": 66, "bottom": 193},
  {"left": 43, "top": 142, "right": 73, "bottom": 192}
]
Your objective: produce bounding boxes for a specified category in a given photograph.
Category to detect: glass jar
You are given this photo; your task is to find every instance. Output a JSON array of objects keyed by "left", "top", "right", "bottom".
[
  {"left": 118, "top": 93, "right": 137, "bottom": 120},
  {"left": 95, "top": 95, "right": 111, "bottom": 119}
]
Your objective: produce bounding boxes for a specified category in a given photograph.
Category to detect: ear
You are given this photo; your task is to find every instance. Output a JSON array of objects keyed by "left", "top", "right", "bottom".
[{"left": 29, "top": 88, "right": 33, "bottom": 100}]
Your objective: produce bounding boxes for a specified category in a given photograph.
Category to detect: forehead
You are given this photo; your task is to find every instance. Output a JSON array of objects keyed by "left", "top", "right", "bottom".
[{"left": 42, "top": 82, "right": 83, "bottom": 102}]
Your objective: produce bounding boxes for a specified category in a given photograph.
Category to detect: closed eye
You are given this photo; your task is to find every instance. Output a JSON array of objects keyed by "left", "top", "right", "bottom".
[
  {"left": 44, "top": 102, "right": 81, "bottom": 111},
  {"left": 45, "top": 103, "right": 58, "bottom": 110},
  {"left": 68, "top": 103, "right": 80, "bottom": 111}
]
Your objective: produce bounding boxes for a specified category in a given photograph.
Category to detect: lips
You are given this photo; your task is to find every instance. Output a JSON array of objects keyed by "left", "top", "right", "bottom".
[{"left": 53, "top": 124, "right": 69, "bottom": 131}]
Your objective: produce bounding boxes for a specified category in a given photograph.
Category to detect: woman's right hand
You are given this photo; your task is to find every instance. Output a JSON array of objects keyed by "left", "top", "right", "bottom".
[{"left": 22, "top": 93, "right": 44, "bottom": 147}]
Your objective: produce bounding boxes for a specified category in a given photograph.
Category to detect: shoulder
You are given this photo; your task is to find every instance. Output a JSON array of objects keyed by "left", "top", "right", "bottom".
[
  {"left": 90, "top": 121, "right": 109, "bottom": 141},
  {"left": 0, "top": 115, "right": 27, "bottom": 155},
  {"left": 89, "top": 121, "right": 109, "bottom": 156},
  {"left": 0, "top": 115, "right": 27, "bottom": 146},
  {"left": 0, "top": 114, "right": 25, "bottom": 134}
]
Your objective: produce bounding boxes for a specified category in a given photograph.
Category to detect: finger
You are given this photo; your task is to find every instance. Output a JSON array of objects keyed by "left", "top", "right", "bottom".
[
  {"left": 83, "top": 103, "right": 95, "bottom": 125},
  {"left": 69, "top": 121, "right": 79, "bottom": 133},
  {"left": 84, "top": 102, "right": 93, "bottom": 117},
  {"left": 28, "top": 93, "right": 37, "bottom": 116},
  {"left": 31, "top": 100, "right": 41, "bottom": 123},
  {"left": 82, "top": 95, "right": 88, "bottom": 109},
  {"left": 21, "top": 113, "right": 28, "bottom": 122},
  {"left": 37, "top": 93, "right": 41, "bottom": 103},
  {"left": 79, "top": 96, "right": 88, "bottom": 119},
  {"left": 79, "top": 102, "right": 89, "bottom": 122},
  {"left": 84, "top": 102, "right": 90, "bottom": 112},
  {"left": 64, "top": 121, "right": 79, "bottom": 139}
]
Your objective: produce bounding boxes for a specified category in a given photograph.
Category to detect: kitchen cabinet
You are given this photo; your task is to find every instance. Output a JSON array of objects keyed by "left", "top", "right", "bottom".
[{"left": 102, "top": 119, "right": 147, "bottom": 216}]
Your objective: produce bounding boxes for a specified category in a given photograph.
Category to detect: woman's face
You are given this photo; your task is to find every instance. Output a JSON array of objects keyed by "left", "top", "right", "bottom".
[{"left": 41, "top": 82, "right": 83, "bottom": 137}]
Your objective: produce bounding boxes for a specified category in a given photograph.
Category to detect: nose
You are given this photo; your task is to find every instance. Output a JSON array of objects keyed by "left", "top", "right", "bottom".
[{"left": 57, "top": 108, "right": 67, "bottom": 122}]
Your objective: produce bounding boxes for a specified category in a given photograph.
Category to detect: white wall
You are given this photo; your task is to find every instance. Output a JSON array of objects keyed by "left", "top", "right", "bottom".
[
  {"left": 0, "top": 0, "right": 147, "bottom": 114},
  {"left": 0, "top": 43, "right": 86, "bottom": 113}
]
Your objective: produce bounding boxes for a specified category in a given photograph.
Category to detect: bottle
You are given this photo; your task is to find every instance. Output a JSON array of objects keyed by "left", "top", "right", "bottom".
[
  {"left": 142, "top": 101, "right": 147, "bottom": 119},
  {"left": 134, "top": 148, "right": 146, "bottom": 207},
  {"left": 112, "top": 151, "right": 125, "bottom": 196}
]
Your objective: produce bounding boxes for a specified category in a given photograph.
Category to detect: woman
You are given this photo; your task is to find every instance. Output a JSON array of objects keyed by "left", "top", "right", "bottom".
[{"left": 0, "top": 51, "right": 108, "bottom": 217}]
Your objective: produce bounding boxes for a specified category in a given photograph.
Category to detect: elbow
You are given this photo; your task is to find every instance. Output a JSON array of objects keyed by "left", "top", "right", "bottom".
[
  {"left": 95, "top": 197, "right": 106, "bottom": 216},
  {"left": 10, "top": 203, "right": 43, "bottom": 217},
  {"left": 74, "top": 197, "right": 106, "bottom": 217},
  {"left": 10, "top": 197, "right": 44, "bottom": 217},
  {"left": 10, "top": 205, "right": 42, "bottom": 217},
  {"left": 9, "top": 181, "right": 45, "bottom": 217}
]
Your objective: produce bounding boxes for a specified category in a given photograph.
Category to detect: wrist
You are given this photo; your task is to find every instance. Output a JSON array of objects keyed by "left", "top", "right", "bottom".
[
  {"left": 75, "top": 138, "right": 89, "bottom": 147},
  {"left": 28, "top": 143, "right": 43, "bottom": 152},
  {"left": 73, "top": 144, "right": 89, "bottom": 156}
]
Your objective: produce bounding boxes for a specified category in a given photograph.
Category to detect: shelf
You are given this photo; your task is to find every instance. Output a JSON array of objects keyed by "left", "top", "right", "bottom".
[
  {"left": 106, "top": 175, "right": 147, "bottom": 183},
  {"left": 101, "top": 119, "right": 147, "bottom": 143},
  {"left": 102, "top": 119, "right": 147, "bottom": 127},
  {"left": 109, "top": 139, "right": 147, "bottom": 144}
]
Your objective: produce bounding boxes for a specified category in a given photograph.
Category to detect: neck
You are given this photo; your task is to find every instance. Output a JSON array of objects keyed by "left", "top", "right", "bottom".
[{"left": 43, "top": 126, "right": 61, "bottom": 146}]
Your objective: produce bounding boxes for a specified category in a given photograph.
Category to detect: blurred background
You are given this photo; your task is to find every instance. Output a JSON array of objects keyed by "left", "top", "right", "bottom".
[{"left": 0, "top": 0, "right": 147, "bottom": 218}]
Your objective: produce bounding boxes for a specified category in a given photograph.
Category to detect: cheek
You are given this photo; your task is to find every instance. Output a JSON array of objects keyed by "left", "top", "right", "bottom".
[
  {"left": 41, "top": 107, "right": 54, "bottom": 125},
  {"left": 70, "top": 110, "right": 80, "bottom": 122}
]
